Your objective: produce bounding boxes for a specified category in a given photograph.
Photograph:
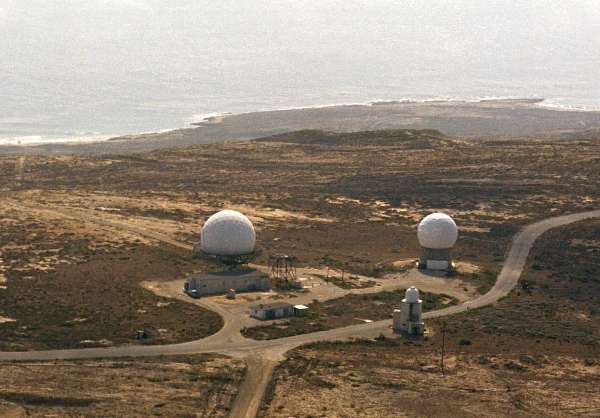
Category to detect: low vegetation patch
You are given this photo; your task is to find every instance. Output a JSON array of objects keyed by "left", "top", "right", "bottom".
[
  {"left": 315, "top": 273, "right": 377, "bottom": 289},
  {"left": 441, "top": 219, "right": 600, "bottom": 346},
  {"left": 242, "top": 289, "right": 457, "bottom": 340},
  {"left": 0, "top": 245, "right": 222, "bottom": 351},
  {"left": 0, "top": 354, "right": 243, "bottom": 417},
  {"left": 255, "top": 129, "right": 452, "bottom": 148}
]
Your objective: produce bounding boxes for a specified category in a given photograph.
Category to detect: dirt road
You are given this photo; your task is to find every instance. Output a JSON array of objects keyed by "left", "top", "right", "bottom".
[
  {"left": 0, "top": 203, "right": 599, "bottom": 417},
  {"left": 228, "top": 356, "right": 279, "bottom": 418}
]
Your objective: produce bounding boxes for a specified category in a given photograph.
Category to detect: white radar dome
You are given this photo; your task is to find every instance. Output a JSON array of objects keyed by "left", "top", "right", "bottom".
[
  {"left": 417, "top": 212, "right": 458, "bottom": 249},
  {"left": 200, "top": 210, "right": 256, "bottom": 256},
  {"left": 404, "top": 286, "right": 421, "bottom": 303}
]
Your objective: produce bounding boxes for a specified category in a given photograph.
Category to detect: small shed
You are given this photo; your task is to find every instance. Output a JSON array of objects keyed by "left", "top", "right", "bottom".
[
  {"left": 250, "top": 302, "right": 294, "bottom": 320},
  {"left": 293, "top": 304, "right": 309, "bottom": 316}
]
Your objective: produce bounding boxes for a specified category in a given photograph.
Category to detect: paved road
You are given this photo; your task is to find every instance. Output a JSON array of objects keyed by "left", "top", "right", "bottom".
[{"left": 1, "top": 204, "right": 599, "bottom": 417}]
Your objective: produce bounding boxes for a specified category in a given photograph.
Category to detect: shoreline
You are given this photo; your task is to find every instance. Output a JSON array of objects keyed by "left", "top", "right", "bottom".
[
  {"left": 192, "top": 97, "right": 600, "bottom": 127},
  {"left": 2, "top": 97, "right": 600, "bottom": 156},
  {"left": 191, "top": 96, "right": 600, "bottom": 127},
  {"left": 3, "top": 97, "right": 600, "bottom": 148}
]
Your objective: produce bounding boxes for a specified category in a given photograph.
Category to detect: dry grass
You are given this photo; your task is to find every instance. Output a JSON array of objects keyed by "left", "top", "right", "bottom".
[
  {"left": 260, "top": 340, "right": 600, "bottom": 418},
  {"left": 0, "top": 354, "right": 244, "bottom": 417},
  {"left": 242, "top": 290, "right": 457, "bottom": 340},
  {"left": 1, "top": 129, "right": 600, "bottom": 350},
  {"left": 259, "top": 217, "right": 600, "bottom": 417}
]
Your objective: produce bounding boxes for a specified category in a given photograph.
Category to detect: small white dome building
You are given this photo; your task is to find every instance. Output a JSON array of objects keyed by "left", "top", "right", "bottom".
[
  {"left": 417, "top": 212, "right": 458, "bottom": 250},
  {"left": 393, "top": 286, "right": 424, "bottom": 335},
  {"left": 200, "top": 210, "right": 256, "bottom": 256},
  {"left": 404, "top": 286, "right": 421, "bottom": 303},
  {"left": 417, "top": 212, "right": 458, "bottom": 272}
]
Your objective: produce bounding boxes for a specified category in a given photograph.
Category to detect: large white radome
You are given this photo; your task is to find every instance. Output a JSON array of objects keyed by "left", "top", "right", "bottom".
[
  {"left": 417, "top": 212, "right": 458, "bottom": 249},
  {"left": 201, "top": 210, "right": 256, "bottom": 256}
]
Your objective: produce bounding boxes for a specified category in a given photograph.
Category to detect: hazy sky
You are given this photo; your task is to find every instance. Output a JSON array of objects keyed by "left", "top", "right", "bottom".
[
  {"left": 1, "top": 1, "right": 599, "bottom": 138},
  {"left": 2, "top": 1, "right": 598, "bottom": 71}
]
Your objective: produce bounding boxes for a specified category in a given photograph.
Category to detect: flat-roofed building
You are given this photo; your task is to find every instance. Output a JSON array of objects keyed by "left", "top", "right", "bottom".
[
  {"left": 250, "top": 302, "right": 295, "bottom": 320},
  {"left": 293, "top": 304, "right": 309, "bottom": 316},
  {"left": 184, "top": 268, "right": 269, "bottom": 297}
]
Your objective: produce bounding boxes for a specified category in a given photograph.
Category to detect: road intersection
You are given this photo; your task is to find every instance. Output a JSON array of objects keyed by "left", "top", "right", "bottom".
[{"left": 1, "top": 204, "right": 599, "bottom": 417}]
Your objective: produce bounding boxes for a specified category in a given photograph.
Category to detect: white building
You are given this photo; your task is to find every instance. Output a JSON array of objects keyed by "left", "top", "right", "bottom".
[
  {"left": 417, "top": 212, "right": 458, "bottom": 272},
  {"left": 184, "top": 269, "right": 269, "bottom": 297},
  {"left": 293, "top": 304, "right": 309, "bottom": 316},
  {"left": 393, "top": 287, "right": 425, "bottom": 335},
  {"left": 250, "top": 302, "right": 310, "bottom": 320},
  {"left": 250, "top": 302, "right": 295, "bottom": 320}
]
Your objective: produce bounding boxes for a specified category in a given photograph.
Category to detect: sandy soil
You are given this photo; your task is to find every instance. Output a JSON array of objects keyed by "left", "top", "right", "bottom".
[
  {"left": 0, "top": 316, "right": 15, "bottom": 324},
  {"left": 0, "top": 355, "right": 244, "bottom": 417},
  {"left": 259, "top": 216, "right": 600, "bottom": 417},
  {"left": 0, "top": 196, "right": 222, "bottom": 350},
  {"left": 1, "top": 129, "right": 600, "bottom": 350},
  {"left": 0, "top": 127, "right": 599, "bottom": 418},
  {"left": 260, "top": 344, "right": 600, "bottom": 418},
  {"left": 143, "top": 262, "right": 473, "bottom": 341}
]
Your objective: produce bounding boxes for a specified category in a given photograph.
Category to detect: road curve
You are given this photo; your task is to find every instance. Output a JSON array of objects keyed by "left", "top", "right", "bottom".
[
  {"left": 0, "top": 209, "right": 599, "bottom": 363},
  {"left": 1, "top": 206, "right": 599, "bottom": 418}
]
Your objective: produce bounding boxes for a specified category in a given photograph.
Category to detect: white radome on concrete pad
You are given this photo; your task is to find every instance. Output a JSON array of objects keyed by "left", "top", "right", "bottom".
[
  {"left": 201, "top": 210, "right": 256, "bottom": 256},
  {"left": 417, "top": 212, "right": 458, "bottom": 249}
]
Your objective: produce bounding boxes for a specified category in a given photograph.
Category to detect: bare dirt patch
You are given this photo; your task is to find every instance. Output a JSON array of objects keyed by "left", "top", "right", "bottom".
[
  {"left": 0, "top": 244, "right": 222, "bottom": 351},
  {"left": 0, "top": 316, "right": 15, "bottom": 324},
  {"left": 0, "top": 354, "right": 244, "bottom": 417},
  {"left": 242, "top": 290, "right": 457, "bottom": 340},
  {"left": 259, "top": 339, "right": 600, "bottom": 418},
  {"left": 1, "top": 129, "right": 600, "bottom": 352},
  {"left": 440, "top": 218, "right": 600, "bottom": 347}
]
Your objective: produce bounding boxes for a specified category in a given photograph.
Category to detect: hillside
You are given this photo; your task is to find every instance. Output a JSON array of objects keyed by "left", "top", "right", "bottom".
[
  {"left": 3, "top": 100, "right": 600, "bottom": 156},
  {"left": 254, "top": 129, "right": 455, "bottom": 148}
]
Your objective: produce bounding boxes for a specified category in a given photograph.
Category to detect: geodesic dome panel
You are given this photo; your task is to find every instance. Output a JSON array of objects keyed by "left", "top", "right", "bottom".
[
  {"left": 200, "top": 210, "right": 256, "bottom": 256},
  {"left": 417, "top": 212, "right": 458, "bottom": 249}
]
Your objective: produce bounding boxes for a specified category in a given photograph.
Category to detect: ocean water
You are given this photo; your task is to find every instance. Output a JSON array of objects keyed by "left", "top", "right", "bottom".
[{"left": 1, "top": 1, "right": 599, "bottom": 145}]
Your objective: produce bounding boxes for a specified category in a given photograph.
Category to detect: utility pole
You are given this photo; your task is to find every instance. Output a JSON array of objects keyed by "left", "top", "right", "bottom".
[{"left": 440, "top": 321, "right": 446, "bottom": 376}]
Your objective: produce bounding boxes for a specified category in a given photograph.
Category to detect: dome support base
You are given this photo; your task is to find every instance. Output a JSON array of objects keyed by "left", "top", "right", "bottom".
[
  {"left": 192, "top": 245, "right": 256, "bottom": 269},
  {"left": 418, "top": 247, "right": 454, "bottom": 272}
]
